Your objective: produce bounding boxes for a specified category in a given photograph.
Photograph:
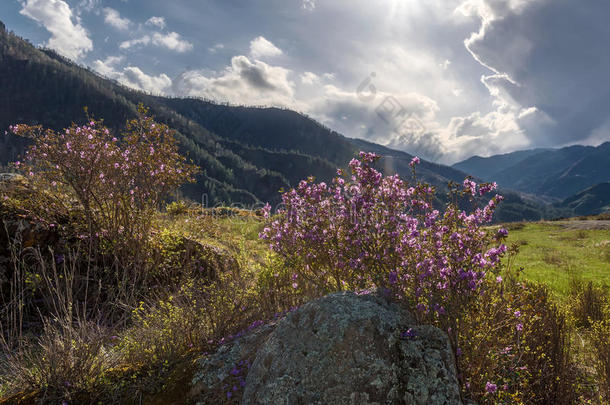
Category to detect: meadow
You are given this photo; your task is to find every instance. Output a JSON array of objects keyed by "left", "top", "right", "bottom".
[{"left": 502, "top": 219, "right": 610, "bottom": 298}]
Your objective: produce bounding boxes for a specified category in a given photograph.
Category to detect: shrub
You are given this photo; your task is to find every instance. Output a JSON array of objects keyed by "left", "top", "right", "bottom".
[
  {"left": 260, "top": 152, "right": 507, "bottom": 350},
  {"left": 0, "top": 316, "right": 113, "bottom": 403},
  {"left": 115, "top": 270, "right": 265, "bottom": 400},
  {"left": 590, "top": 311, "right": 610, "bottom": 401},
  {"left": 165, "top": 200, "right": 190, "bottom": 216},
  {"left": 259, "top": 152, "right": 586, "bottom": 402},
  {"left": 254, "top": 251, "right": 307, "bottom": 313},
  {"left": 569, "top": 280, "right": 608, "bottom": 329},
  {"left": 9, "top": 105, "right": 199, "bottom": 251},
  {"left": 459, "top": 278, "right": 576, "bottom": 404}
]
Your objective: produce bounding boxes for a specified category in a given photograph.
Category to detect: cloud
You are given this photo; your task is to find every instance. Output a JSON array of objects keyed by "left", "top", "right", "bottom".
[
  {"left": 145, "top": 16, "right": 166, "bottom": 29},
  {"left": 307, "top": 84, "right": 449, "bottom": 160},
  {"left": 249, "top": 36, "right": 283, "bottom": 59},
  {"left": 208, "top": 43, "right": 224, "bottom": 53},
  {"left": 119, "top": 32, "right": 192, "bottom": 53},
  {"left": 102, "top": 8, "right": 130, "bottom": 30},
  {"left": 152, "top": 32, "right": 193, "bottom": 52},
  {"left": 92, "top": 55, "right": 124, "bottom": 77},
  {"left": 302, "top": 0, "right": 316, "bottom": 11},
  {"left": 92, "top": 56, "right": 171, "bottom": 94},
  {"left": 119, "top": 35, "right": 150, "bottom": 50},
  {"left": 122, "top": 66, "right": 172, "bottom": 94},
  {"left": 459, "top": 0, "right": 610, "bottom": 148},
  {"left": 173, "top": 55, "right": 296, "bottom": 107},
  {"left": 300, "top": 71, "right": 319, "bottom": 85},
  {"left": 72, "top": 1, "right": 610, "bottom": 162},
  {"left": 76, "top": 0, "right": 99, "bottom": 14},
  {"left": 19, "top": 0, "right": 93, "bottom": 60}
]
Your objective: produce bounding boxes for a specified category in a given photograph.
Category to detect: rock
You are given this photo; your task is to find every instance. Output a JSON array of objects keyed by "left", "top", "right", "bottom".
[
  {"left": 0, "top": 173, "right": 61, "bottom": 255},
  {"left": 151, "top": 231, "right": 238, "bottom": 284},
  {"left": 191, "top": 323, "right": 276, "bottom": 403},
  {"left": 191, "top": 291, "right": 462, "bottom": 405},
  {"left": 0, "top": 173, "right": 25, "bottom": 182}
]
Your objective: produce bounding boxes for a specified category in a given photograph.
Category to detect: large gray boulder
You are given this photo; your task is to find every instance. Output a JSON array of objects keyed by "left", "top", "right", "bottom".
[{"left": 192, "top": 291, "right": 462, "bottom": 405}]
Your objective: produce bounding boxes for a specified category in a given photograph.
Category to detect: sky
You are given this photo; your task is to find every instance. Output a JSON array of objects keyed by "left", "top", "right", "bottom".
[{"left": 1, "top": 0, "right": 609, "bottom": 164}]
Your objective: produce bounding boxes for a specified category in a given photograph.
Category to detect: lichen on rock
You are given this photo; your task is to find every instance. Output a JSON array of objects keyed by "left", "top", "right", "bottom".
[{"left": 191, "top": 291, "right": 462, "bottom": 405}]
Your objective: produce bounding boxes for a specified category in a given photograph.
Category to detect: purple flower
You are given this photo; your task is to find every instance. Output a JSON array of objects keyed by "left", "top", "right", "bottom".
[
  {"left": 259, "top": 151, "right": 505, "bottom": 332},
  {"left": 401, "top": 328, "right": 417, "bottom": 340},
  {"left": 55, "top": 254, "right": 65, "bottom": 264},
  {"left": 516, "top": 323, "right": 523, "bottom": 331},
  {"left": 485, "top": 381, "right": 498, "bottom": 394}
]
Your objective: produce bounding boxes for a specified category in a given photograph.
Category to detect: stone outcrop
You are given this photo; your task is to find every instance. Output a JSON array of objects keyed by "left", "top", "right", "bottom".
[{"left": 192, "top": 291, "right": 462, "bottom": 404}]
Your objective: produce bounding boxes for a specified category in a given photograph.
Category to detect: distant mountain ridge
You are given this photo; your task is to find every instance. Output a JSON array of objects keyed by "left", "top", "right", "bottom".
[
  {"left": 452, "top": 143, "right": 610, "bottom": 199},
  {"left": 452, "top": 148, "right": 552, "bottom": 180},
  {"left": 557, "top": 182, "right": 610, "bottom": 216}
]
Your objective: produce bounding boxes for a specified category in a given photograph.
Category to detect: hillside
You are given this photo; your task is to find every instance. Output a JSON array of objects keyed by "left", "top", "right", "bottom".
[
  {"left": 452, "top": 143, "right": 610, "bottom": 199},
  {"left": 452, "top": 148, "right": 551, "bottom": 180},
  {"left": 557, "top": 182, "right": 610, "bottom": 216}
]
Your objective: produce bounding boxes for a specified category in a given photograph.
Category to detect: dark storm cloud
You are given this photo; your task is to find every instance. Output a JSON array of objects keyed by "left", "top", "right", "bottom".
[{"left": 466, "top": 0, "right": 610, "bottom": 147}]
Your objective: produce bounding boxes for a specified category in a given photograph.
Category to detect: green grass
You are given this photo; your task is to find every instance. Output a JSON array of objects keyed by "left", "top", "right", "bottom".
[
  {"left": 156, "top": 207, "right": 268, "bottom": 267},
  {"left": 502, "top": 221, "right": 610, "bottom": 298}
]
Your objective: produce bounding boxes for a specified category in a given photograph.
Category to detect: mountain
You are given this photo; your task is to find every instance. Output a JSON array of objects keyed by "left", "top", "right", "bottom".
[
  {"left": 452, "top": 148, "right": 551, "bottom": 180},
  {"left": 157, "top": 98, "right": 356, "bottom": 166},
  {"left": 452, "top": 143, "right": 610, "bottom": 199},
  {"left": 157, "top": 99, "right": 475, "bottom": 188},
  {"left": 557, "top": 182, "right": 610, "bottom": 216},
  {"left": 0, "top": 24, "right": 352, "bottom": 205}
]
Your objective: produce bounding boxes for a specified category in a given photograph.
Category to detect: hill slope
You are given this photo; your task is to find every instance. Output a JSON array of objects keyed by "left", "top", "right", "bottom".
[
  {"left": 557, "top": 182, "right": 610, "bottom": 216},
  {"left": 452, "top": 143, "right": 610, "bottom": 199},
  {"left": 452, "top": 148, "right": 550, "bottom": 180}
]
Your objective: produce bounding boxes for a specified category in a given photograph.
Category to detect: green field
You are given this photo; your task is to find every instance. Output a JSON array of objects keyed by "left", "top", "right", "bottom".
[{"left": 502, "top": 220, "right": 610, "bottom": 298}]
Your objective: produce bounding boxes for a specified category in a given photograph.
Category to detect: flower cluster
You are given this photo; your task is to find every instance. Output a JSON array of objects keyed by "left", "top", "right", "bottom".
[
  {"left": 224, "top": 359, "right": 251, "bottom": 401},
  {"left": 260, "top": 152, "right": 507, "bottom": 339},
  {"left": 10, "top": 105, "right": 199, "bottom": 246}
]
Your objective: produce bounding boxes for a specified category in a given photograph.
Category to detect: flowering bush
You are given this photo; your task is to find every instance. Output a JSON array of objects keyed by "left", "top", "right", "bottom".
[
  {"left": 9, "top": 106, "right": 198, "bottom": 247},
  {"left": 459, "top": 277, "right": 576, "bottom": 403},
  {"left": 260, "top": 152, "right": 507, "bottom": 346}
]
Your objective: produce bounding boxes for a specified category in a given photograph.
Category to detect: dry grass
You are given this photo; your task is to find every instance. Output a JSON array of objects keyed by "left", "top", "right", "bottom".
[
  {"left": 569, "top": 280, "right": 608, "bottom": 329},
  {"left": 542, "top": 247, "right": 563, "bottom": 266},
  {"left": 590, "top": 316, "right": 610, "bottom": 402}
]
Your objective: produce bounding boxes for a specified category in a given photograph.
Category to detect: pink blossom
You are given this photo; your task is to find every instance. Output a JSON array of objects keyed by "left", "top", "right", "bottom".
[{"left": 485, "top": 382, "right": 498, "bottom": 394}]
